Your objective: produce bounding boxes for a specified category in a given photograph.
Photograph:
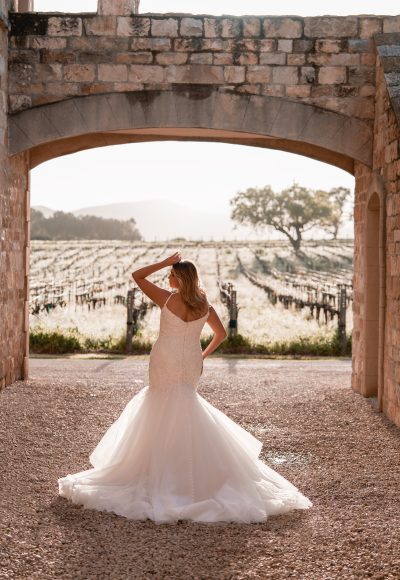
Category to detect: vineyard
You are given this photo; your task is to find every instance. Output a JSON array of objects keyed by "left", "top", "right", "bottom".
[{"left": 29, "top": 240, "right": 353, "bottom": 349}]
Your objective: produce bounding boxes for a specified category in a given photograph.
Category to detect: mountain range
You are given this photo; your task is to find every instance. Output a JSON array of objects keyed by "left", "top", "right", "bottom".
[{"left": 32, "top": 199, "right": 264, "bottom": 241}]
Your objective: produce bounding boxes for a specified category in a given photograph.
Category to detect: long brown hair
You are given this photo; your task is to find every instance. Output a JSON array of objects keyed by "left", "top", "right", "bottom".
[{"left": 172, "top": 260, "right": 209, "bottom": 316}]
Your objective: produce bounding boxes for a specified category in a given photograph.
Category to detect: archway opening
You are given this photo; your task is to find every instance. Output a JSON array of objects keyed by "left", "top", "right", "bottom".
[{"left": 364, "top": 192, "right": 380, "bottom": 397}]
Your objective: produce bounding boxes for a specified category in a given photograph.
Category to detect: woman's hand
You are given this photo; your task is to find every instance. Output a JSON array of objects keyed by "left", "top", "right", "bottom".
[{"left": 163, "top": 252, "right": 182, "bottom": 267}]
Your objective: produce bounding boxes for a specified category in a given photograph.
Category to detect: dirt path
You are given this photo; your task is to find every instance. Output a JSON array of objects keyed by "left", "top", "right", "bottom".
[{"left": 1, "top": 357, "right": 399, "bottom": 579}]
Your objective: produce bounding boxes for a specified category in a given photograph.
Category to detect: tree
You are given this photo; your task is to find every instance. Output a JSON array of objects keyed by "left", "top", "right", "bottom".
[
  {"left": 230, "top": 182, "right": 334, "bottom": 252},
  {"left": 327, "top": 187, "right": 352, "bottom": 239}
]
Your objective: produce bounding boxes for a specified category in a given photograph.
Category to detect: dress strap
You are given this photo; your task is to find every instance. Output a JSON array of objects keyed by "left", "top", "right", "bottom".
[{"left": 163, "top": 292, "right": 174, "bottom": 307}]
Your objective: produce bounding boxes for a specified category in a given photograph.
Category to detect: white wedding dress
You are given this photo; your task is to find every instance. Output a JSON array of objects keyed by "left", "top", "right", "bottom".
[{"left": 58, "top": 293, "right": 313, "bottom": 523}]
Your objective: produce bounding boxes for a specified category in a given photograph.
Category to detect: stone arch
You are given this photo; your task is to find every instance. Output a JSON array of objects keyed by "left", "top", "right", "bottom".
[
  {"left": 8, "top": 89, "right": 372, "bottom": 173},
  {"left": 363, "top": 174, "right": 386, "bottom": 407}
]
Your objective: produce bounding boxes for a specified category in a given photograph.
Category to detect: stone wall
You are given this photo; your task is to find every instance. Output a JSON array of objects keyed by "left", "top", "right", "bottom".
[
  {"left": 0, "top": 0, "right": 29, "bottom": 389},
  {"left": 7, "top": 13, "right": 400, "bottom": 120}
]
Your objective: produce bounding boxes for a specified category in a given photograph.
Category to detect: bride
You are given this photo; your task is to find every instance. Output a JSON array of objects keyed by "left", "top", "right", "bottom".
[{"left": 58, "top": 251, "right": 313, "bottom": 523}]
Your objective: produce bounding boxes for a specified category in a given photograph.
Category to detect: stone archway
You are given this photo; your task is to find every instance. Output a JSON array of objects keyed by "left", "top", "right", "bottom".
[{"left": 8, "top": 89, "right": 371, "bottom": 173}]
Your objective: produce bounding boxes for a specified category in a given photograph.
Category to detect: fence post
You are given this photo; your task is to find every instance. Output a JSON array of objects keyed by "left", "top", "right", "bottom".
[
  {"left": 229, "top": 288, "right": 238, "bottom": 338},
  {"left": 126, "top": 289, "right": 135, "bottom": 353},
  {"left": 338, "top": 286, "right": 347, "bottom": 355}
]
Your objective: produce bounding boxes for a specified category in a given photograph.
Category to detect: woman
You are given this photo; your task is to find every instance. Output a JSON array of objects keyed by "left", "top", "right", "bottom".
[{"left": 58, "top": 251, "right": 312, "bottom": 523}]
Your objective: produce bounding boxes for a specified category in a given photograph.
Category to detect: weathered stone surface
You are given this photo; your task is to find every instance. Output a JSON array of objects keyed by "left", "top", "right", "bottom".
[
  {"left": 304, "top": 17, "right": 358, "bottom": 38},
  {"left": 98, "top": 63, "right": 127, "bottom": 81},
  {"left": 151, "top": 18, "right": 178, "bottom": 38},
  {"left": 180, "top": 18, "right": 202, "bottom": 37},
  {"left": 84, "top": 16, "right": 116, "bottom": 36},
  {"left": 63, "top": 63, "right": 95, "bottom": 82},
  {"left": 3, "top": 9, "right": 400, "bottom": 428},
  {"left": 117, "top": 17, "right": 150, "bottom": 37},
  {"left": 98, "top": 0, "right": 138, "bottom": 15},
  {"left": 263, "top": 18, "right": 302, "bottom": 39},
  {"left": 319, "top": 66, "right": 347, "bottom": 85},
  {"left": 48, "top": 16, "right": 82, "bottom": 37},
  {"left": 242, "top": 17, "right": 261, "bottom": 38}
]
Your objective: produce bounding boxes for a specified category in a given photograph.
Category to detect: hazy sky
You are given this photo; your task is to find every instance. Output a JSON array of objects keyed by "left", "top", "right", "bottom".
[{"left": 31, "top": 1, "right": 397, "bottom": 217}]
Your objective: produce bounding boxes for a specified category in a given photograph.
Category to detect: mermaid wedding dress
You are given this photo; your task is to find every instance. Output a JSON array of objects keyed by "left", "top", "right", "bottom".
[{"left": 58, "top": 293, "right": 313, "bottom": 523}]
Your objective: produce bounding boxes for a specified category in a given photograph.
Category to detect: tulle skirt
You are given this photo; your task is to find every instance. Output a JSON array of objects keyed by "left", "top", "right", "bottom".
[{"left": 58, "top": 386, "right": 313, "bottom": 523}]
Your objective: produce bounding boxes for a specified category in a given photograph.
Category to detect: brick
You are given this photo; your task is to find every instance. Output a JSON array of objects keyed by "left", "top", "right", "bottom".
[
  {"left": 318, "top": 66, "right": 347, "bottom": 84},
  {"left": 156, "top": 52, "right": 188, "bottom": 65},
  {"left": 224, "top": 66, "right": 245, "bottom": 83},
  {"left": 129, "top": 64, "right": 164, "bottom": 83},
  {"left": 348, "top": 39, "right": 373, "bottom": 53},
  {"left": 221, "top": 18, "right": 241, "bottom": 38},
  {"left": 84, "top": 16, "right": 116, "bottom": 36},
  {"left": 48, "top": 17, "right": 82, "bottom": 37},
  {"left": 287, "top": 53, "right": 306, "bottom": 66},
  {"left": 243, "top": 18, "right": 261, "bottom": 38},
  {"left": 151, "top": 18, "right": 179, "bottom": 38},
  {"left": 234, "top": 53, "right": 258, "bottom": 66},
  {"left": 213, "top": 53, "right": 233, "bottom": 66},
  {"left": 286, "top": 85, "right": 311, "bottom": 97},
  {"left": 117, "top": 17, "right": 150, "bottom": 37},
  {"left": 165, "top": 64, "right": 224, "bottom": 84},
  {"left": 116, "top": 52, "right": 153, "bottom": 64},
  {"left": 260, "top": 52, "right": 286, "bottom": 65},
  {"left": 360, "top": 18, "right": 382, "bottom": 38},
  {"left": 383, "top": 17, "right": 400, "bottom": 33},
  {"left": 246, "top": 65, "right": 272, "bottom": 83},
  {"left": 204, "top": 18, "right": 221, "bottom": 38},
  {"left": 278, "top": 39, "right": 293, "bottom": 53},
  {"left": 315, "top": 39, "right": 341, "bottom": 54},
  {"left": 131, "top": 37, "right": 171, "bottom": 51},
  {"left": 98, "top": 63, "right": 128, "bottom": 81},
  {"left": 98, "top": 0, "right": 137, "bottom": 15},
  {"left": 180, "top": 18, "right": 203, "bottom": 37},
  {"left": 64, "top": 64, "right": 96, "bottom": 82},
  {"left": 272, "top": 66, "right": 298, "bottom": 84},
  {"left": 263, "top": 18, "right": 303, "bottom": 39},
  {"left": 304, "top": 17, "right": 358, "bottom": 38},
  {"left": 259, "top": 40, "right": 275, "bottom": 52},
  {"left": 190, "top": 53, "right": 213, "bottom": 65}
]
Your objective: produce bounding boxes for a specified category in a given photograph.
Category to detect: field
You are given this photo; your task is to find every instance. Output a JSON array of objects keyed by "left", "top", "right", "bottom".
[{"left": 29, "top": 240, "right": 353, "bottom": 348}]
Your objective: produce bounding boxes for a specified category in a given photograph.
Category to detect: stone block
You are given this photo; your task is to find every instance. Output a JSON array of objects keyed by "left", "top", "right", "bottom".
[
  {"left": 246, "top": 65, "right": 271, "bottom": 83},
  {"left": 360, "top": 18, "right": 382, "bottom": 38},
  {"left": 286, "top": 85, "right": 311, "bottom": 97},
  {"left": 204, "top": 18, "right": 221, "bottom": 38},
  {"left": 383, "top": 17, "right": 400, "bottom": 33},
  {"left": 221, "top": 18, "right": 241, "bottom": 38},
  {"left": 263, "top": 18, "right": 302, "bottom": 39},
  {"left": 293, "top": 39, "right": 314, "bottom": 53},
  {"left": 224, "top": 66, "right": 245, "bottom": 83},
  {"left": 174, "top": 38, "right": 203, "bottom": 52},
  {"left": 116, "top": 52, "right": 153, "bottom": 64},
  {"left": 318, "top": 66, "right": 347, "bottom": 84},
  {"left": 180, "top": 18, "right": 203, "bottom": 37},
  {"left": 348, "top": 66, "right": 375, "bottom": 86},
  {"left": 316, "top": 39, "right": 341, "bottom": 54},
  {"left": 165, "top": 64, "right": 224, "bottom": 84},
  {"left": 64, "top": 63, "right": 96, "bottom": 82},
  {"left": 129, "top": 64, "right": 164, "bottom": 83},
  {"left": 213, "top": 53, "right": 233, "bottom": 66},
  {"left": 260, "top": 52, "right": 286, "bottom": 65},
  {"left": 117, "top": 17, "right": 150, "bottom": 37},
  {"left": 304, "top": 17, "right": 358, "bottom": 38},
  {"left": 151, "top": 18, "right": 178, "bottom": 38},
  {"left": 29, "top": 37, "right": 67, "bottom": 50},
  {"left": 278, "top": 39, "right": 293, "bottom": 53},
  {"left": 190, "top": 53, "right": 213, "bottom": 65},
  {"left": 98, "top": 63, "right": 128, "bottom": 81},
  {"left": 156, "top": 52, "right": 188, "bottom": 65},
  {"left": 84, "top": 16, "right": 116, "bottom": 36},
  {"left": 243, "top": 18, "right": 261, "bottom": 38},
  {"left": 131, "top": 37, "right": 171, "bottom": 51},
  {"left": 48, "top": 17, "right": 82, "bottom": 37},
  {"left": 272, "top": 66, "right": 298, "bottom": 84},
  {"left": 98, "top": 0, "right": 138, "bottom": 15},
  {"left": 287, "top": 53, "right": 306, "bottom": 66},
  {"left": 234, "top": 53, "right": 258, "bottom": 66},
  {"left": 259, "top": 40, "right": 275, "bottom": 52},
  {"left": 348, "top": 39, "right": 373, "bottom": 53}
]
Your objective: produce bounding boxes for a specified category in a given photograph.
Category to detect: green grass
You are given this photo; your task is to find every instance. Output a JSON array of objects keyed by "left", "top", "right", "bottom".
[{"left": 30, "top": 327, "right": 351, "bottom": 357}]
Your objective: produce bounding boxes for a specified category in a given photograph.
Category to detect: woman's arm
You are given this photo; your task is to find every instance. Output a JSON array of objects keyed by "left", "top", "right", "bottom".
[
  {"left": 132, "top": 251, "right": 181, "bottom": 307},
  {"left": 202, "top": 306, "right": 227, "bottom": 359}
]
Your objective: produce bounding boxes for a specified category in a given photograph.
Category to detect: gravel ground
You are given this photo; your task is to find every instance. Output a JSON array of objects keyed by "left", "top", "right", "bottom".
[{"left": 0, "top": 356, "right": 399, "bottom": 580}]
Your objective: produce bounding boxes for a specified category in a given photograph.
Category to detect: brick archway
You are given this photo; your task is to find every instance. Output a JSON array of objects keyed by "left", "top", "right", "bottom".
[
  {"left": 2, "top": 4, "right": 400, "bottom": 427},
  {"left": 9, "top": 89, "right": 371, "bottom": 172}
]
